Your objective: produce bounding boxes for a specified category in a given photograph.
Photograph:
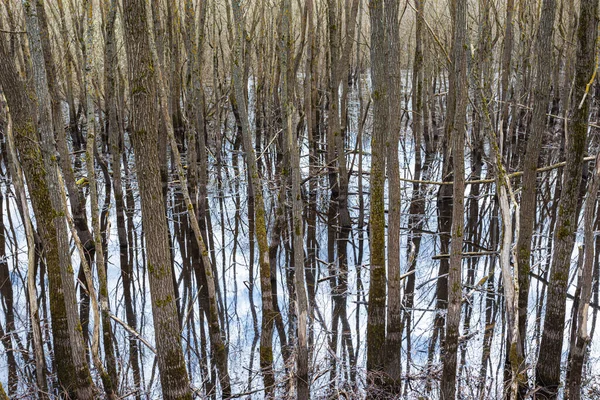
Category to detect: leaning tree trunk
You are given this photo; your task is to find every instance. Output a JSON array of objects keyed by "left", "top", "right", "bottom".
[
  {"left": 20, "top": 4, "right": 96, "bottom": 398},
  {"left": 481, "top": 80, "right": 523, "bottom": 399},
  {"left": 143, "top": 0, "right": 231, "bottom": 394},
  {"left": 54, "top": 0, "right": 96, "bottom": 349},
  {"left": 231, "top": 0, "right": 280, "bottom": 394}
]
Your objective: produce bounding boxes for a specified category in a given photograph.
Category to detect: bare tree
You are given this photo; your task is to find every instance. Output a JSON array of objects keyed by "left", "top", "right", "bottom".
[{"left": 1, "top": 1, "right": 600, "bottom": 399}]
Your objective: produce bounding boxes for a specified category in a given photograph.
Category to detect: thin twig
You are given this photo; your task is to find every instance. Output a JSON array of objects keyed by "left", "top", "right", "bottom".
[{"left": 399, "top": 155, "right": 597, "bottom": 185}]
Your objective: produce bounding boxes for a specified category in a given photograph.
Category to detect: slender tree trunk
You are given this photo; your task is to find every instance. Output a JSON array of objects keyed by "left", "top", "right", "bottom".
[
  {"left": 20, "top": 3, "right": 96, "bottom": 397},
  {"left": 567, "top": 157, "right": 599, "bottom": 399},
  {"left": 281, "top": 1, "right": 309, "bottom": 394},
  {"left": 3, "top": 109, "right": 47, "bottom": 397},
  {"left": 105, "top": 0, "right": 141, "bottom": 395},
  {"left": 403, "top": 0, "right": 435, "bottom": 387},
  {"left": 84, "top": 1, "right": 118, "bottom": 397},
  {"left": 230, "top": 0, "right": 280, "bottom": 395},
  {"left": 304, "top": 0, "right": 319, "bottom": 356},
  {"left": 326, "top": 0, "right": 342, "bottom": 384},
  {"left": 53, "top": 0, "right": 96, "bottom": 350},
  {"left": 499, "top": 0, "right": 514, "bottom": 135},
  {"left": 0, "top": 180, "right": 16, "bottom": 396}
]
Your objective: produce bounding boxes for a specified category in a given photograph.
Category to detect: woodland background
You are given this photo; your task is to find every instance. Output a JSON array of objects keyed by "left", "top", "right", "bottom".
[{"left": 0, "top": 0, "right": 599, "bottom": 399}]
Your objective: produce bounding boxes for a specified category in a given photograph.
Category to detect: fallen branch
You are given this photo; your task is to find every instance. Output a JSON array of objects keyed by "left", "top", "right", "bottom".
[
  {"left": 109, "top": 314, "right": 156, "bottom": 354},
  {"left": 432, "top": 250, "right": 498, "bottom": 260}
]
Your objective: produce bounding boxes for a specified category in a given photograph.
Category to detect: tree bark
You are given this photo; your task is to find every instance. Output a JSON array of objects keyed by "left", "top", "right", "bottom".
[
  {"left": 122, "top": 1, "right": 192, "bottom": 398},
  {"left": 84, "top": 1, "right": 118, "bottom": 396},
  {"left": 281, "top": 0, "right": 309, "bottom": 393},
  {"left": 440, "top": 0, "right": 468, "bottom": 398},
  {"left": 21, "top": 2, "right": 96, "bottom": 397},
  {"left": 536, "top": 0, "right": 599, "bottom": 396},
  {"left": 514, "top": 2, "right": 557, "bottom": 395},
  {"left": 567, "top": 155, "right": 600, "bottom": 400},
  {"left": 384, "top": 0, "right": 403, "bottom": 392},
  {"left": 367, "top": 0, "right": 388, "bottom": 390},
  {"left": 230, "top": 0, "right": 281, "bottom": 395}
]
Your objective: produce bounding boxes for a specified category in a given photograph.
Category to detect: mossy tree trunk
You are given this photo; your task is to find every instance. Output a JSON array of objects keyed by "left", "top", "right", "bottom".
[
  {"left": 21, "top": 2, "right": 95, "bottom": 397},
  {"left": 536, "top": 0, "right": 599, "bottom": 396},
  {"left": 230, "top": 0, "right": 281, "bottom": 395},
  {"left": 384, "top": 0, "right": 402, "bottom": 392},
  {"left": 513, "top": 1, "right": 557, "bottom": 396},
  {"left": 4, "top": 109, "right": 48, "bottom": 398},
  {"left": 104, "top": 0, "right": 142, "bottom": 395},
  {"left": 367, "top": 0, "right": 388, "bottom": 391},
  {"left": 440, "top": 0, "right": 468, "bottom": 398},
  {"left": 121, "top": 0, "right": 192, "bottom": 398}
]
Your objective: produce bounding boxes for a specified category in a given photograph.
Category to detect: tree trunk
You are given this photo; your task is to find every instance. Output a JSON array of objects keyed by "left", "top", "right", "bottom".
[
  {"left": 230, "top": 0, "right": 282, "bottom": 395},
  {"left": 440, "top": 0, "right": 468, "bottom": 398},
  {"left": 536, "top": 0, "right": 599, "bottom": 396},
  {"left": 384, "top": 0, "right": 402, "bottom": 392},
  {"left": 367, "top": 0, "right": 388, "bottom": 392},
  {"left": 281, "top": 0, "right": 309, "bottom": 393},
  {"left": 567, "top": 156, "right": 600, "bottom": 399},
  {"left": 84, "top": 1, "right": 118, "bottom": 396},
  {"left": 514, "top": 1, "right": 557, "bottom": 395},
  {"left": 121, "top": 1, "right": 192, "bottom": 398},
  {"left": 20, "top": 3, "right": 96, "bottom": 397}
]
